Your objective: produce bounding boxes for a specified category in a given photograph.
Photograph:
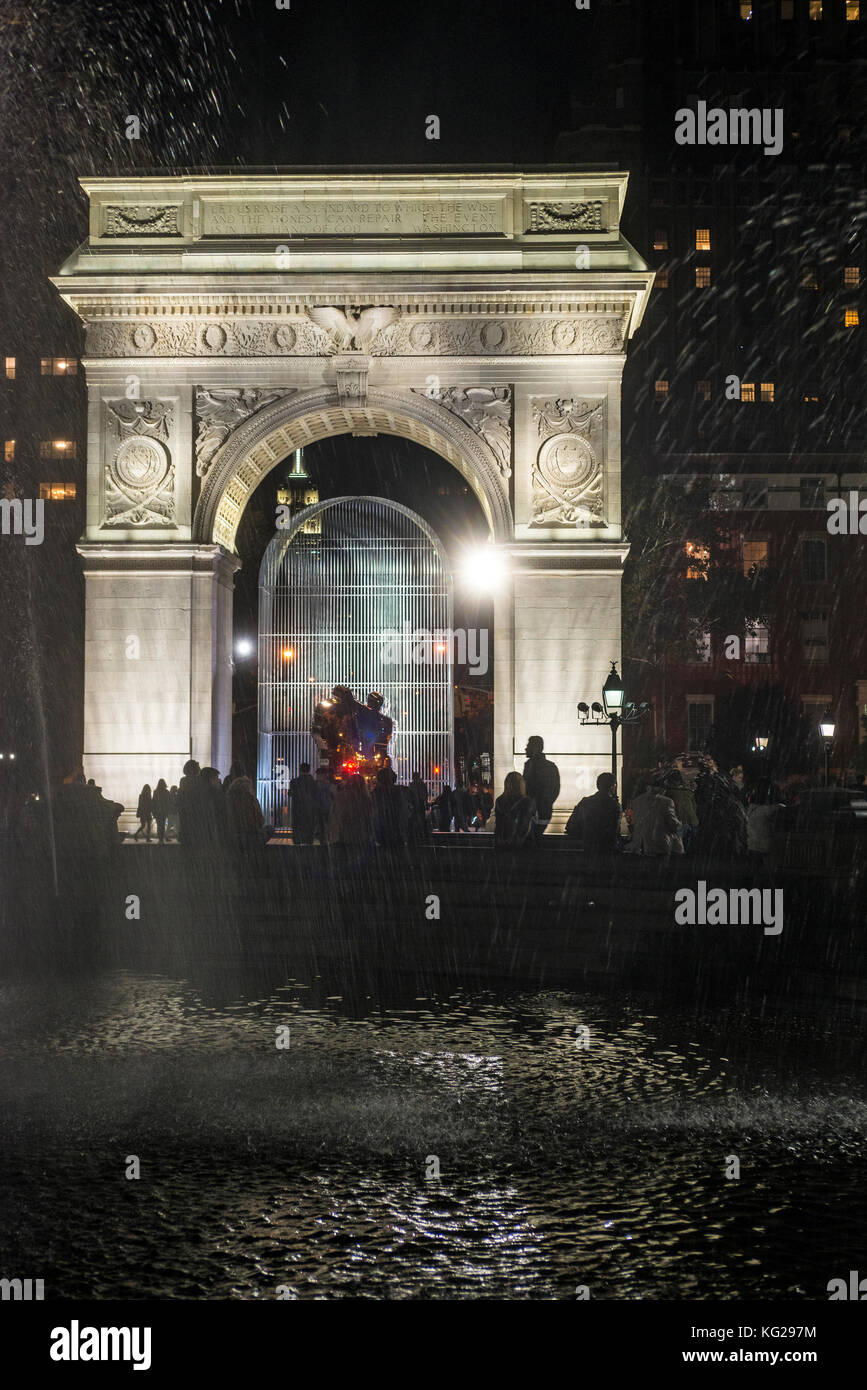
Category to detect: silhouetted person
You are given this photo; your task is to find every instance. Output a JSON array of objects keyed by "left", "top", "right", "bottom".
[
  {"left": 167, "top": 786, "right": 180, "bottom": 841},
  {"left": 523, "top": 736, "right": 560, "bottom": 841},
  {"left": 565, "top": 772, "right": 620, "bottom": 853},
  {"left": 371, "top": 766, "right": 406, "bottom": 848},
  {"left": 133, "top": 784, "right": 153, "bottom": 841},
  {"left": 200, "top": 766, "right": 229, "bottom": 851},
  {"left": 223, "top": 760, "right": 246, "bottom": 791},
  {"left": 494, "top": 772, "right": 537, "bottom": 849},
  {"left": 433, "top": 783, "right": 455, "bottom": 832},
  {"left": 663, "top": 769, "right": 698, "bottom": 854},
  {"left": 453, "top": 781, "right": 474, "bottom": 833},
  {"left": 406, "top": 771, "right": 429, "bottom": 841},
  {"left": 313, "top": 768, "right": 336, "bottom": 843},
  {"left": 227, "top": 775, "right": 265, "bottom": 856},
  {"left": 327, "top": 774, "right": 374, "bottom": 847},
  {"left": 631, "top": 783, "right": 682, "bottom": 857},
  {"left": 177, "top": 760, "right": 203, "bottom": 848},
  {"left": 152, "top": 779, "right": 173, "bottom": 843},
  {"left": 289, "top": 762, "right": 318, "bottom": 844}
]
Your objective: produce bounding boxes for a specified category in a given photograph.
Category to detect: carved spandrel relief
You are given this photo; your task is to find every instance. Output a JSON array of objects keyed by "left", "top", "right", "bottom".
[
  {"left": 195, "top": 388, "right": 294, "bottom": 477},
  {"left": 527, "top": 201, "right": 605, "bottom": 233},
  {"left": 413, "top": 386, "right": 512, "bottom": 479},
  {"left": 102, "top": 205, "right": 182, "bottom": 237},
  {"left": 530, "top": 397, "right": 605, "bottom": 528},
  {"left": 104, "top": 399, "right": 176, "bottom": 527}
]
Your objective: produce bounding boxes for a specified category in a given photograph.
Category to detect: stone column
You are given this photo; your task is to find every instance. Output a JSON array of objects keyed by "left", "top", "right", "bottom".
[
  {"left": 495, "top": 542, "right": 629, "bottom": 828},
  {"left": 76, "top": 543, "right": 240, "bottom": 812}
]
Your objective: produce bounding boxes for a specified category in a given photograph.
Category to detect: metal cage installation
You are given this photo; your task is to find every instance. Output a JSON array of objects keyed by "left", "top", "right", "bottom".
[{"left": 257, "top": 495, "right": 455, "bottom": 824}]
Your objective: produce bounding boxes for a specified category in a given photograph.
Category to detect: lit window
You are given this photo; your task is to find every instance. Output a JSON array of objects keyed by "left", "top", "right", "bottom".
[
  {"left": 780, "top": 0, "right": 794, "bottom": 17},
  {"left": 39, "top": 440, "right": 77, "bottom": 460},
  {"left": 845, "top": 308, "right": 860, "bottom": 327},
  {"left": 803, "top": 391, "right": 820, "bottom": 404},
  {"left": 740, "top": 382, "right": 756, "bottom": 403},
  {"left": 687, "top": 698, "right": 714, "bottom": 752},
  {"left": 801, "top": 610, "right": 828, "bottom": 662},
  {"left": 760, "top": 382, "right": 775, "bottom": 402},
  {"left": 801, "top": 266, "right": 818, "bottom": 290},
  {"left": 697, "top": 379, "right": 711, "bottom": 401},
  {"left": 685, "top": 541, "right": 710, "bottom": 580},
  {"left": 745, "top": 623, "right": 770, "bottom": 665},
  {"left": 809, "top": 1, "right": 823, "bottom": 18},
  {"left": 743, "top": 539, "right": 769, "bottom": 576},
  {"left": 3, "top": 440, "right": 13, "bottom": 462},
  {"left": 4, "top": 357, "right": 14, "bottom": 379},
  {"left": 800, "top": 477, "right": 826, "bottom": 509},
  {"left": 844, "top": 267, "right": 860, "bottom": 287},
  {"left": 695, "top": 266, "right": 711, "bottom": 287},
  {"left": 695, "top": 228, "right": 711, "bottom": 251},
  {"left": 38, "top": 482, "right": 77, "bottom": 500},
  {"left": 653, "top": 228, "right": 669, "bottom": 250},
  {"left": 801, "top": 538, "right": 827, "bottom": 582},
  {"left": 655, "top": 267, "right": 669, "bottom": 288},
  {"left": 739, "top": 2, "right": 752, "bottom": 18},
  {"left": 655, "top": 379, "right": 669, "bottom": 398},
  {"left": 847, "top": 2, "right": 860, "bottom": 18},
  {"left": 40, "top": 357, "right": 78, "bottom": 376}
]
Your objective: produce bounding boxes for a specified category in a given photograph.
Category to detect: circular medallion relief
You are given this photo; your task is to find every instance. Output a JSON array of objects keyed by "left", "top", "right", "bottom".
[
  {"left": 479, "top": 320, "right": 507, "bottom": 350},
  {"left": 409, "top": 322, "right": 434, "bottom": 351},
  {"left": 552, "top": 320, "right": 578, "bottom": 350},
  {"left": 202, "top": 324, "right": 228, "bottom": 351},
  {"left": 114, "top": 437, "right": 169, "bottom": 491},
  {"left": 273, "top": 324, "right": 297, "bottom": 351},
  {"left": 132, "top": 324, "right": 157, "bottom": 350},
  {"left": 538, "top": 432, "right": 596, "bottom": 490}
]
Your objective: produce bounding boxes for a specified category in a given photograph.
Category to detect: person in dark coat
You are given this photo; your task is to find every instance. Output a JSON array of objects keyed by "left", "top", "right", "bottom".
[
  {"left": 371, "top": 767, "right": 406, "bottom": 848},
  {"left": 289, "top": 762, "right": 318, "bottom": 845},
  {"left": 177, "top": 760, "right": 203, "bottom": 848},
  {"left": 313, "top": 768, "right": 336, "bottom": 843},
  {"left": 406, "top": 771, "right": 429, "bottom": 841},
  {"left": 565, "top": 772, "right": 620, "bottom": 854},
  {"left": 494, "top": 772, "right": 537, "bottom": 849},
  {"left": 151, "top": 779, "right": 173, "bottom": 843},
  {"left": 133, "top": 784, "right": 153, "bottom": 841},
  {"left": 522, "top": 736, "right": 560, "bottom": 841},
  {"left": 200, "top": 766, "right": 230, "bottom": 851},
  {"left": 432, "top": 784, "right": 455, "bottom": 832},
  {"left": 227, "top": 775, "right": 265, "bottom": 856},
  {"left": 453, "top": 781, "right": 475, "bottom": 833}
]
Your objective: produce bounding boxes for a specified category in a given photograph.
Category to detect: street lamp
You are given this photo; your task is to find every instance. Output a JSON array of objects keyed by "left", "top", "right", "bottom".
[
  {"left": 819, "top": 708, "right": 835, "bottom": 786},
  {"left": 577, "top": 662, "right": 650, "bottom": 801}
]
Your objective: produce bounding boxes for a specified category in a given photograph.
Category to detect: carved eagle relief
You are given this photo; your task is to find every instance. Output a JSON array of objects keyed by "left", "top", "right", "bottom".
[{"left": 307, "top": 306, "right": 400, "bottom": 353}]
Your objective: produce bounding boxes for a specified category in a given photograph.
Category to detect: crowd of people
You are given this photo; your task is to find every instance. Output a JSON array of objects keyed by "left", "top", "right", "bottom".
[{"left": 15, "top": 733, "right": 860, "bottom": 867}]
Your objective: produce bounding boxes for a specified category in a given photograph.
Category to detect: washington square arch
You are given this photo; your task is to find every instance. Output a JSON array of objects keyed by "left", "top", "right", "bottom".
[{"left": 53, "top": 171, "right": 653, "bottom": 819}]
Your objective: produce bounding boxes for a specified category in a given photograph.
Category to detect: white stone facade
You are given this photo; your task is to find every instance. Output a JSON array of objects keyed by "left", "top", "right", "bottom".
[{"left": 54, "top": 172, "right": 653, "bottom": 813}]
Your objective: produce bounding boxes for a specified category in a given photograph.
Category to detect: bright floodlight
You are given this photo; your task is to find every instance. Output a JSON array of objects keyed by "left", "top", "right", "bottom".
[
  {"left": 577, "top": 702, "right": 590, "bottom": 716},
  {"left": 460, "top": 545, "right": 508, "bottom": 592},
  {"left": 235, "top": 638, "right": 254, "bottom": 658},
  {"left": 602, "top": 661, "right": 625, "bottom": 715}
]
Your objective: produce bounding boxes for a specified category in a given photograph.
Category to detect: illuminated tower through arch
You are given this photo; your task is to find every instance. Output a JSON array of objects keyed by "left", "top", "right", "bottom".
[{"left": 257, "top": 495, "right": 454, "bottom": 824}]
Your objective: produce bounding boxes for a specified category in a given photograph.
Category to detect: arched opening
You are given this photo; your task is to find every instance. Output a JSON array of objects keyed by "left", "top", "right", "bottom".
[
  {"left": 257, "top": 496, "right": 454, "bottom": 826},
  {"left": 193, "top": 387, "right": 513, "bottom": 550}
]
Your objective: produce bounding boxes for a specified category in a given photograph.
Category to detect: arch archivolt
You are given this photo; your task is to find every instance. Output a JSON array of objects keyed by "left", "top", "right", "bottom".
[{"left": 194, "top": 386, "right": 513, "bottom": 550}]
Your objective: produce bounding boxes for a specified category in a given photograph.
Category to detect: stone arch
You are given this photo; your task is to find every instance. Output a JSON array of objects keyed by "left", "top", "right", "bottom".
[{"left": 193, "top": 386, "right": 513, "bottom": 551}]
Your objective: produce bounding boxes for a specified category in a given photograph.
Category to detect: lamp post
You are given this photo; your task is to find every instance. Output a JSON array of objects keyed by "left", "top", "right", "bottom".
[
  {"left": 819, "top": 708, "right": 835, "bottom": 787},
  {"left": 577, "top": 662, "right": 650, "bottom": 802}
]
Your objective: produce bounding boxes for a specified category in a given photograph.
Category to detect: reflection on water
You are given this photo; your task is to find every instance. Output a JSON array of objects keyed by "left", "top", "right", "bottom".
[{"left": 0, "top": 967, "right": 865, "bottom": 1299}]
